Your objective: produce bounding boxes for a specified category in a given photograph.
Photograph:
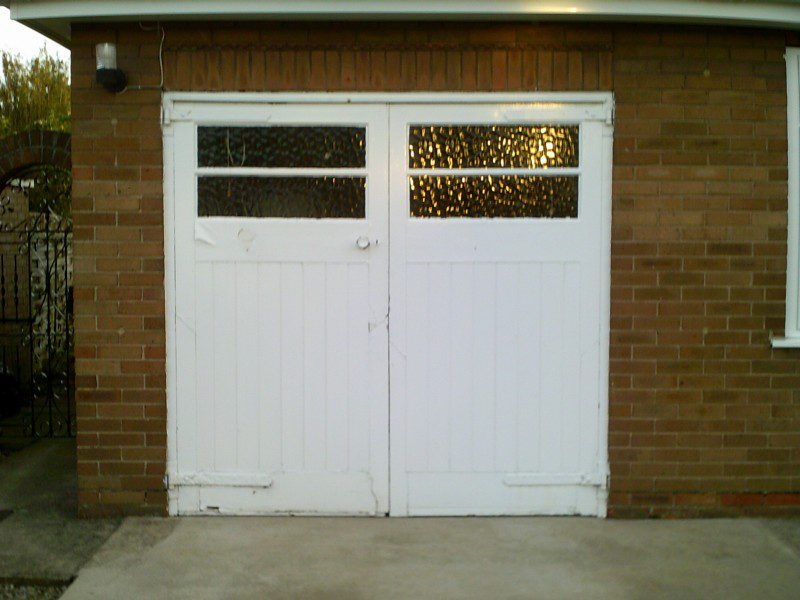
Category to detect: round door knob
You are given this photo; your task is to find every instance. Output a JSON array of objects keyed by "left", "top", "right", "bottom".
[{"left": 356, "top": 236, "right": 371, "bottom": 250}]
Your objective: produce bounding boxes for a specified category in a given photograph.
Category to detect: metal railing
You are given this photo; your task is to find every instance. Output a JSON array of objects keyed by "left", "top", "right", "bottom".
[{"left": 0, "top": 211, "right": 73, "bottom": 439}]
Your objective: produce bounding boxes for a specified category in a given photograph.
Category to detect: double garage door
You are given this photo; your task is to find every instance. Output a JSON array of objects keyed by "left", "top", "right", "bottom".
[{"left": 165, "top": 96, "right": 612, "bottom": 516}]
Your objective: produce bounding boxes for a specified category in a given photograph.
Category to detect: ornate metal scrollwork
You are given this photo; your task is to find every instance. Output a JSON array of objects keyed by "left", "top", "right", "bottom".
[{"left": 0, "top": 165, "right": 74, "bottom": 439}]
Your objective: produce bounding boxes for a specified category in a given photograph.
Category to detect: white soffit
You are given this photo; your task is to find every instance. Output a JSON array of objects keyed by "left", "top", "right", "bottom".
[{"left": 7, "top": 0, "right": 800, "bottom": 45}]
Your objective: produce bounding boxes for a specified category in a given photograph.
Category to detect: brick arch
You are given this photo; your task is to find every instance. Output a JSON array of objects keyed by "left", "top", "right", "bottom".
[{"left": 0, "top": 130, "right": 71, "bottom": 188}]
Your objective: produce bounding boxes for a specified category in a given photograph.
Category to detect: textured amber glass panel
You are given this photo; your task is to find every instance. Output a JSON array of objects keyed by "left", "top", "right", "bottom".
[
  {"left": 198, "top": 126, "right": 366, "bottom": 168},
  {"left": 198, "top": 177, "right": 366, "bottom": 218},
  {"left": 408, "top": 125, "right": 579, "bottom": 169},
  {"left": 410, "top": 176, "right": 578, "bottom": 218}
]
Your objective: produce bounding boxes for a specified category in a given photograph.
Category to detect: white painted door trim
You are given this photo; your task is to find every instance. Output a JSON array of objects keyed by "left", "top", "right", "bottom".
[
  {"left": 163, "top": 92, "right": 613, "bottom": 517},
  {"left": 163, "top": 92, "right": 614, "bottom": 125}
]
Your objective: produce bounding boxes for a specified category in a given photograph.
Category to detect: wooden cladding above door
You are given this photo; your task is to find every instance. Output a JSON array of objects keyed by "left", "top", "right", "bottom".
[{"left": 156, "top": 23, "right": 613, "bottom": 92}]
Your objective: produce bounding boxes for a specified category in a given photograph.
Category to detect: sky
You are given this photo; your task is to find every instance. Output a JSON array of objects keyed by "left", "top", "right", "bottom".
[{"left": 0, "top": 7, "right": 70, "bottom": 61}]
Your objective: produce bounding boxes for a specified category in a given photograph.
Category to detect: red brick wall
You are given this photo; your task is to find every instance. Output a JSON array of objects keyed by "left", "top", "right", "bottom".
[
  {"left": 70, "top": 22, "right": 800, "bottom": 517},
  {"left": 610, "top": 28, "right": 799, "bottom": 517}
]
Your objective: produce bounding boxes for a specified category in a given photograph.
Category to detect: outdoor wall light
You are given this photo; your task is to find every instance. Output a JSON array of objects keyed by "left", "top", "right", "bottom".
[{"left": 95, "top": 43, "right": 127, "bottom": 93}]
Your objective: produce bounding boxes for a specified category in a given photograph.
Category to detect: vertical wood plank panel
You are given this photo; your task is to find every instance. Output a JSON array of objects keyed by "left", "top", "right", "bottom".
[
  {"left": 562, "top": 263, "right": 582, "bottom": 472},
  {"left": 265, "top": 50, "right": 281, "bottom": 90},
  {"left": 405, "top": 263, "right": 429, "bottom": 471},
  {"left": 491, "top": 50, "right": 507, "bottom": 90},
  {"left": 235, "top": 50, "right": 251, "bottom": 90},
  {"left": 303, "top": 263, "right": 327, "bottom": 471},
  {"left": 295, "top": 51, "right": 311, "bottom": 90},
  {"left": 370, "top": 51, "right": 386, "bottom": 89},
  {"left": 449, "top": 263, "right": 474, "bottom": 472},
  {"left": 517, "top": 263, "right": 543, "bottom": 472},
  {"left": 310, "top": 50, "right": 326, "bottom": 89},
  {"left": 582, "top": 51, "right": 599, "bottom": 90},
  {"left": 400, "top": 51, "right": 416, "bottom": 90},
  {"left": 553, "top": 51, "right": 568, "bottom": 89},
  {"left": 258, "top": 263, "right": 282, "bottom": 473},
  {"left": 235, "top": 263, "right": 260, "bottom": 472},
  {"left": 415, "top": 51, "right": 431, "bottom": 89},
  {"left": 347, "top": 263, "right": 370, "bottom": 471},
  {"left": 472, "top": 263, "right": 496, "bottom": 471},
  {"left": 522, "top": 49, "right": 538, "bottom": 91},
  {"left": 386, "top": 51, "right": 402, "bottom": 90},
  {"left": 430, "top": 51, "right": 447, "bottom": 90},
  {"left": 175, "top": 50, "right": 192, "bottom": 90},
  {"left": 568, "top": 50, "right": 583, "bottom": 90},
  {"left": 280, "top": 263, "right": 305, "bottom": 471},
  {"left": 494, "top": 263, "right": 519, "bottom": 471},
  {"left": 461, "top": 50, "right": 477, "bottom": 91},
  {"left": 426, "top": 263, "right": 452, "bottom": 471},
  {"left": 599, "top": 50, "right": 614, "bottom": 89},
  {"left": 507, "top": 49, "right": 522, "bottom": 90},
  {"left": 477, "top": 51, "right": 493, "bottom": 90},
  {"left": 537, "top": 50, "right": 553, "bottom": 90},
  {"left": 194, "top": 262, "right": 215, "bottom": 473},
  {"left": 356, "top": 51, "right": 371, "bottom": 89},
  {"left": 326, "top": 263, "right": 350, "bottom": 471},
  {"left": 212, "top": 264, "right": 237, "bottom": 471},
  {"left": 341, "top": 50, "right": 356, "bottom": 89},
  {"left": 220, "top": 49, "right": 236, "bottom": 89},
  {"left": 539, "top": 263, "right": 565, "bottom": 473},
  {"left": 204, "top": 49, "right": 221, "bottom": 90},
  {"left": 163, "top": 49, "right": 179, "bottom": 89},
  {"left": 280, "top": 51, "right": 295, "bottom": 89},
  {"left": 445, "top": 50, "right": 461, "bottom": 89},
  {"left": 191, "top": 51, "right": 207, "bottom": 90},
  {"left": 250, "top": 50, "right": 266, "bottom": 90},
  {"left": 325, "top": 50, "right": 342, "bottom": 91}
]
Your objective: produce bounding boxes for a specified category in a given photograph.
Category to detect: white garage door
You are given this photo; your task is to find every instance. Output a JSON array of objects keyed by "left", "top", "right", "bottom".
[{"left": 165, "top": 95, "right": 611, "bottom": 517}]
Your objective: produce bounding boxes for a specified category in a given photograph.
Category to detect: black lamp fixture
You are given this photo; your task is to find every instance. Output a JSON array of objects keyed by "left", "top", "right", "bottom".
[{"left": 95, "top": 43, "right": 127, "bottom": 93}]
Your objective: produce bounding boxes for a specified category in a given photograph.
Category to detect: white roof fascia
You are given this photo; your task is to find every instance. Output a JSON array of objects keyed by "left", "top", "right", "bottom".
[{"left": 9, "top": 0, "right": 800, "bottom": 45}]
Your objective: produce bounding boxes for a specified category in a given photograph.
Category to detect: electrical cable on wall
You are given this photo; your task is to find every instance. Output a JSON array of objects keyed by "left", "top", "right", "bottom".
[{"left": 120, "top": 22, "right": 165, "bottom": 93}]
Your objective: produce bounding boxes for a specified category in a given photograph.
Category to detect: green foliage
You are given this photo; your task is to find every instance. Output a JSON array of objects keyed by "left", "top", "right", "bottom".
[
  {"left": 0, "top": 49, "right": 70, "bottom": 138},
  {"left": 22, "top": 165, "right": 72, "bottom": 218}
]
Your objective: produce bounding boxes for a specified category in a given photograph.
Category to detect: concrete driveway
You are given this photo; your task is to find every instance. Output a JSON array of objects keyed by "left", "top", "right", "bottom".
[
  {"left": 0, "top": 440, "right": 119, "bottom": 582},
  {"left": 62, "top": 516, "right": 800, "bottom": 599}
]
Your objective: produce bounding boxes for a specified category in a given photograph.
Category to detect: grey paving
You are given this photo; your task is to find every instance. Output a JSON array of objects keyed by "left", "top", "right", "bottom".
[
  {"left": 63, "top": 516, "right": 800, "bottom": 599},
  {"left": 0, "top": 439, "right": 119, "bottom": 582}
]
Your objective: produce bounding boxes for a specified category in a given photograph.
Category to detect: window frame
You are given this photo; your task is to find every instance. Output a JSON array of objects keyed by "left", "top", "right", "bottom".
[
  {"left": 774, "top": 48, "right": 800, "bottom": 347},
  {"left": 193, "top": 122, "right": 371, "bottom": 221}
]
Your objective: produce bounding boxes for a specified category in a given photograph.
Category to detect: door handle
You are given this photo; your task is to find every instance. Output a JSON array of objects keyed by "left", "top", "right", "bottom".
[{"left": 356, "top": 236, "right": 371, "bottom": 250}]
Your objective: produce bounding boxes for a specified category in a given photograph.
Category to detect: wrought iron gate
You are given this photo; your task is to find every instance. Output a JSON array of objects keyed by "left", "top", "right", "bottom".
[{"left": 0, "top": 167, "right": 74, "bottom": 439}]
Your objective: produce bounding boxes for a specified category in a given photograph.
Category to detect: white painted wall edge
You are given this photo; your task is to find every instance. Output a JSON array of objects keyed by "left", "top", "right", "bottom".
[
  {"left": 10, "top": 0, "right": 800, "bottom": 44},
  {"left": 781, "top": 48, "right": 800, "bottom": 348}
]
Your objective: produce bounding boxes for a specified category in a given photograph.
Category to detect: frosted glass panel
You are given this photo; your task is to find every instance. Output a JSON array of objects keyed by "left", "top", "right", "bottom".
[
  {"left": 198, "top": 177, "right": 366, "bottom": 218},
  {"left": 408, "top": 125, "right": 579, "bottom": 169},
  {"left": 198, "top": 126, "right": 366, "bottom": 168},
  {"left": 410, "top": 175, "right": 578, "bottom": 218}
]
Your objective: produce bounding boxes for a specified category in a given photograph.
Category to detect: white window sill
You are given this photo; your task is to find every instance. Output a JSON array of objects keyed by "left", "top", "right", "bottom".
[{"left": 770, "top": 336, "right": 800, "bottom": 348}]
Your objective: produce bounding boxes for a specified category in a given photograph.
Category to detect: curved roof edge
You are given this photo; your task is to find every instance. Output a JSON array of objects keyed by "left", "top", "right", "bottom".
[{"left": 9, "top": 0, "right": 800, "bottom": 46}]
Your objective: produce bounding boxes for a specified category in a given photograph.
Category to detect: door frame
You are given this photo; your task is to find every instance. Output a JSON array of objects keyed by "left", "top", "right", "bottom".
[{"left": 162, "top": 92, "right": 614, "bottom": 516}]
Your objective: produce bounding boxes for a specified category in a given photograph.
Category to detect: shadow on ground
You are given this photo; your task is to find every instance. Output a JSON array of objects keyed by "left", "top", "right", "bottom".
[{"left": 0, "top": 440, "right": 119, "bottom": 583}]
